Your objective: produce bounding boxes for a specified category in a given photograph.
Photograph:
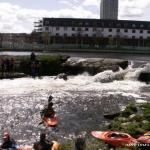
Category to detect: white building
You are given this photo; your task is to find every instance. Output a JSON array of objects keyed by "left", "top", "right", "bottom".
[
  {"left": 100, "top": 0, "right": 118, "bottom": 20},
  {"left": 35, "top": 18, "right": 150, "bottom": 40}
]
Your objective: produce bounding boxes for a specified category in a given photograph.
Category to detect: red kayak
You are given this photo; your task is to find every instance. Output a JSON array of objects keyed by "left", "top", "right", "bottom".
[
  {"left": 43, "top": 117, "right": 58, "bottom": 127},
  {"left": 17, "top": 146, "right": 32, "bottom": 150},
  {"left": 91, "top": 131, "right": 137, "bottom": 148},
  {"left": 138, "top": 131, "right": 150, "bottom": 144}
]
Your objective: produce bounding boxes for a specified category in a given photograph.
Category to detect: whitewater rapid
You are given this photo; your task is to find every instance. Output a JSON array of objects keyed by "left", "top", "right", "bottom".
[{"left": 0, "top": 64, "right": 149, "bottom": 145}]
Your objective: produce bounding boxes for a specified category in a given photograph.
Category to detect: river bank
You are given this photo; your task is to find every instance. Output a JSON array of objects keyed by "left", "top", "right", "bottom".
[{"left": 61, "top": 102, "right": 150, "bottom": 150}]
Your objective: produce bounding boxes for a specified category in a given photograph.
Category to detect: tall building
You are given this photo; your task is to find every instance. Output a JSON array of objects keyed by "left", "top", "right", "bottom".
[{"left": 100, "top": 0, "right": 118, "bottom": 20}]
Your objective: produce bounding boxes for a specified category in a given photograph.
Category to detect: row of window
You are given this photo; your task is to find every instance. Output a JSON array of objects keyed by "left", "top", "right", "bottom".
[
  {"left": 110, "top": 29, "right": 150, "bottom": 34},
  {"left": 44, "top": 20, "right": 150, "bottom": 29},
  {"left": 45, "top": 27, "right": 150, "bottom": 34},
  {"left": 54, "top": 33, "right": 150, "bottom": 39}
]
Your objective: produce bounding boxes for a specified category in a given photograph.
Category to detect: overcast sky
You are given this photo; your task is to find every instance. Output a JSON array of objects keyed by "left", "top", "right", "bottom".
[{"left": 0, "top": 0, "right": 150, "bottom": 33}]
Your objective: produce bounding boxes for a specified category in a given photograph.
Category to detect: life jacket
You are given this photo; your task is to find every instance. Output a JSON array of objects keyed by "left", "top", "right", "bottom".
[{"left": 51, "top": 141, "right": 60, "bottom": 150}]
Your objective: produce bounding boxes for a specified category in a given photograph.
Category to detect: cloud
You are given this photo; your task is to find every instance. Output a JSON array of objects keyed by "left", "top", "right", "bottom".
[
  {"left": 119, "top": 0, "right": 150, "bottom": 19},
  {"left": 0, "top": 0, "right": 150, "bottom": 33},
  {"left": 83, "top": 0, "right": 99, "bottom": 6},
  {"left": 0, "top": 2, "right": 98, "bottom": 33}
]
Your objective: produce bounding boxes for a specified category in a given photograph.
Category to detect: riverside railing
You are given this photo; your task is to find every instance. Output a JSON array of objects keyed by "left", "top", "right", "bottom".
[{"left": 0, "top": 43, "right": 150, "bottom": 54}]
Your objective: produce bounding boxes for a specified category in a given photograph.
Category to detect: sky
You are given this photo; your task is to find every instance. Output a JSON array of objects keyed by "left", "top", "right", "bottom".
[{"left": 0, "top": 0, "right": 150, "bottom": 33}]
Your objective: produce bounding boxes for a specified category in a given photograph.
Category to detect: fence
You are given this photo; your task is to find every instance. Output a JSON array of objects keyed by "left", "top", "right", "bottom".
[{"left": 0, "top": 42, "right": 150, "bottom": 54}]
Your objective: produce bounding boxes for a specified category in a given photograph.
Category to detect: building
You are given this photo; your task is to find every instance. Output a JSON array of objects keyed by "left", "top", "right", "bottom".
[
  {"left": 0, "top": 33, "right": 30, "bottom": 48},
  {"left": 100, "top": 0, "right": 118, "bottom": 20},
  {"left": 35, "top": 18, "right": 150, "bottom": 39}
]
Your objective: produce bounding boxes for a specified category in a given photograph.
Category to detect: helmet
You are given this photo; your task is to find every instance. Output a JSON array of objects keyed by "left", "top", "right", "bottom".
[
  {"left": 3, "top": 132, "right": 10, "bottom": 139},
  {"left": 48, "top": 95, "right": 53, "bottom": 101}
]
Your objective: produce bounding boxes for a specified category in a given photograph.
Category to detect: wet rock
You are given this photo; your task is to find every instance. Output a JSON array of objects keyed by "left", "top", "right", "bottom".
[
  {"left": 0, "top": 73, "right": 26, "bottom": 79},
  {"left": 117, "top": 117, "right": 127, "bottom": 122},
  {"left": 142, "top": 120, "right": 149, "bottom": 124},
  {"left": 64, "top": 57, "right": 128, "bottom": 75},
  {"left": 103, "top": 112, "right": 120, "bottom": 119},
  {"left": 121, "top": 122, "right": 131, "bottom": 128},
  {"left": 129, "top": 114, "right": 136, "bottom": 119},
  {"left": 138, "top": 72, "right": 150, "bottom": 84},
  {"left": 55, "top": 73, "right": 68, "bottom": 81}
]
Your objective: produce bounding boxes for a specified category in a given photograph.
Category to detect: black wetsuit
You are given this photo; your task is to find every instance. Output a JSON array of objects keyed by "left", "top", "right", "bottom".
[
  {"left": 1, "top": 138, "right": 16, "bottom": 149},
  {"left": 33, "top": 140, "right": 53, "bottom": 150}
]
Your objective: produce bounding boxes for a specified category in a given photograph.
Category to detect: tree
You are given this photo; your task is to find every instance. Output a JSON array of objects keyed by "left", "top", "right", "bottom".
[{"left": 42, "top": 32, "right": 49, "bottom": 48}]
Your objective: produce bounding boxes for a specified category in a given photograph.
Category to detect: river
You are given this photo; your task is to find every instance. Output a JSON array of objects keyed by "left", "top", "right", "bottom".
[{"left": 0, "top": 52, "right": 150, "bottom": 146}]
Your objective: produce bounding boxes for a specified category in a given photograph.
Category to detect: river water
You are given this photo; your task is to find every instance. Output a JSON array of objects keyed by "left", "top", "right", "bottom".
[{"left": 0, "top": 52, "right": 150, "bottom": 146}]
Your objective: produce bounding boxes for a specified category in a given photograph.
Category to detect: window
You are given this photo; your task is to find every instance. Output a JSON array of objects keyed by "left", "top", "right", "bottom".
[
  {"left": 140, "top": 24, "right": 144, "bottom": 28},
  {"left": 64, "top": 33, "right": 67, "bottom": 37},
  {"left": 108, "top": 23, "right": 113, "bottom": 27},
  {"left": 78, "top": 27, "right": 82, "bottom": 31},
  {"left": 124, "top": 29, "right": 128, "bottom": 33},
  {"left": 45, "top": 27, "right": 49, "bottom": 31},
  {"left": 85, "top": 22, "right": 89, "bottom": 26},
  {"left": 109, "top": 35, "right": 112, "bottom": 37},
  {"left": 45, "top": 21, "right": 49, "bottom": 25},
  {"left": 93, "top": 22, "right": 97, "bottom": 26},
  {"left": 139, "top": 36, "right": 143, "bottom": 39},
  {"left": 140, "top": 30, "right": 143, "bottom": 34},
  {"left": 147, "top": 30, "right": 150, "bottom": 34},
  {"left": 109, "top": 29, "right": 112, "bottom": 32},
  {"left": 132, "top": 36, "right": 135, "bottom": 39},
  {"left": 124, "top": 23, "right": 128, "bottom": 27},
  {"left": 56, "top": 33, "right": 59, "bottom": 36},
  {"left": 93, "top": 28, "right": 97, "bottom": 31},
  {"left": 64, "top": 27, "right": 68, "bottom": 31},
  {"left": 72, "top": 34, "right": 75, "bottom": 37},
  {"left": 72, "top": 27, "right": 75, "bottom": 31},
  {"left": 56, "top": 27, "right": 59, "bottom": 30},
  {"left": 124, "top": 35, "right": 128, "bottom": 39},
  {"left": 85, "top": 34, "right": 88, "bottom": 37},
  {"left": 93, "top": 34, "right": 96, "bottom": 37},
  {"left": 85, "top": 28, "right": 89, "bottom": 31},
  {"left": 132, "top": 24, "right": 136, "bottom": 28},
  {"left": 117, "top": 29, "right": 120, "bottom": 32},
  {"left": 116, "top": 23, "right": 121, "bottom": 27},
  {"left": 72, "top": 21, "right": 75, "bottom": 25},
  {"left": 79, "top": 22, "right": 83, "bottom": 26},
  {"left": 132, "top": 30, "right": 136, "bottom": 33}
]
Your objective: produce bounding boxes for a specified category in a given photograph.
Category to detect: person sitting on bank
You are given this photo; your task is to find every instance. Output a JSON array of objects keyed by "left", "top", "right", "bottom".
[
  {"left": 0, "top": 132, "right": 17, "bottom": 150},
  {"left": 33, "top": 133, "right": 53, "bottom": 150},
  {"left": 74, "top": 137, "right": 86, "bottom": 150},
  {"left": 30, "top": 52, "right": 36, "bottom": 62},
  {"left": 41, "top": 95, "right": 55, "bottom": 118}
]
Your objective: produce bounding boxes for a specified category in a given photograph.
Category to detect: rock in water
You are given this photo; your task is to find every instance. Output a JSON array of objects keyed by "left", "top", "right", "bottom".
[{"left": 138, "top": 72, "right": 150, "bottom": 84}]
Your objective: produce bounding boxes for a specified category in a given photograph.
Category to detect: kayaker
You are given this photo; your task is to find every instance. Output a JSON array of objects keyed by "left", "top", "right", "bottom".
[
  {"left": 30, "top": 52, "right": 36, "bottom": 62},
  {"left": 74, "top": 137, "right": 86, "bottom": 150},
  {"left": 41, "top": 95, "right": 55, "bottom": 118},
  {"left": 0, "top": 132, "right": 17, "bottom": 150},
  {"left": 33, "top": 133, "right": 53, "bottom": 150}
]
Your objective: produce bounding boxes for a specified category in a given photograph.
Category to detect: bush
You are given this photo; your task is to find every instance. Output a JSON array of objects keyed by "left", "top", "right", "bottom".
[
  {"left": 121, "top": 103, "right": 137, "bottom": 117},
  {"left": 60, "top": 142, "right": 73, "bottom": 150}
]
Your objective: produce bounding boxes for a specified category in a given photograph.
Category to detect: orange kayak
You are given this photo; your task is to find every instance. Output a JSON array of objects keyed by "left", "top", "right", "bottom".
[
  {"left": 91, "top": 131, "right": 137, "bottom": 148},
  {"left": 138, "top": 131, "right": 150, "bottom": 144},
  {"left": 17, "top": 146, "right": 32, "bottom": 150},
  {"left": 43, "top": 117, "right": 58, "bottom": 127}
]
